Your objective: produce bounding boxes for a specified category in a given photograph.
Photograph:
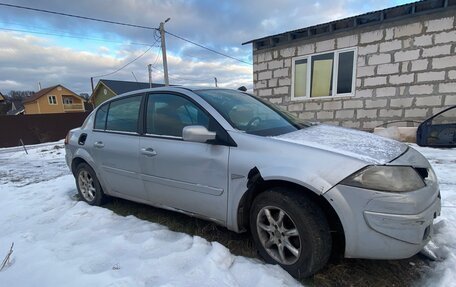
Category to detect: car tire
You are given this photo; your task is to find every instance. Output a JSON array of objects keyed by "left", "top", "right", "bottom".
[
  {"left": 250, "top": 187, "right": 331, "bottom": 278},
  {"left": 75, "top": 163, "right": 106, "bottom": 206}
]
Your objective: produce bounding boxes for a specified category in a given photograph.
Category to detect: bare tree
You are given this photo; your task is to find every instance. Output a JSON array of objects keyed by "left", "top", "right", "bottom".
[{"left": 7, "top": 90, "right": 35, "bottom": 101}]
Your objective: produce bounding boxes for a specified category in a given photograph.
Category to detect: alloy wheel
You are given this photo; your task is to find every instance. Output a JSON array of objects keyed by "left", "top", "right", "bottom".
[
  {"left": 256, "top": 206, "right": 302, "bottom": 265},
  {"left": 78, "top": 170, "right": 96, "bottom": 202}
]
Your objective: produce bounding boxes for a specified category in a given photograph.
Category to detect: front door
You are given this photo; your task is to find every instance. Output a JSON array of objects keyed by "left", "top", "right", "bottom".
[
  {"left": 139, "top": 92, "right": 229, "bottom": 223},
  {"left": 417, "top": 106, "right": 456, "bottom": 147}
]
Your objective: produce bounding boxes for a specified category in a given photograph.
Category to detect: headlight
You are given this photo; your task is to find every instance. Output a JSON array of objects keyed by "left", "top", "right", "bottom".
[
  {"left": 426, "top": 167, "right": 437, "bottom": 185},
  {"left": 340, "top": 166, "right": 425, "bottom": 192}
]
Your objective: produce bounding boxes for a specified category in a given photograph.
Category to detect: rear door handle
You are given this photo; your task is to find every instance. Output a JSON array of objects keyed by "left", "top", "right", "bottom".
[
  {"left": 93, "top": 141, "right": 104, "bottom": 148},
  {"left": 141, "top": 148, "right": 157, "bottom": 157}
]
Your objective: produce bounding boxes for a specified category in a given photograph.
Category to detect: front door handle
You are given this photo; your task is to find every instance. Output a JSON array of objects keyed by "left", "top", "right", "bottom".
[
  {"left": 141, "top": 148, "right": 157, "bottom": 157},
  {"left": 93, "top": 141, "right": 104, "bottom": 148}
]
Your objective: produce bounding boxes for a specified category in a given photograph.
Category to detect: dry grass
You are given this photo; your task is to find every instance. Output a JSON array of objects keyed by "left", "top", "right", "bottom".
[{"left": 104, "top": 197, "right": 430, "bottom": 286}]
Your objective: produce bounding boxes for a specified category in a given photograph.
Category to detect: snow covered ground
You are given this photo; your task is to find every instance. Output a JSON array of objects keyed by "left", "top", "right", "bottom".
[
  {"left": 0, "top": 141, "right": 455, "bottom": 286},
  {"left": 414, "top": 146, "right": 456, "bottom": 287},
  {"left": 0, "top": 141, "right": 299, "bottom": 287}
]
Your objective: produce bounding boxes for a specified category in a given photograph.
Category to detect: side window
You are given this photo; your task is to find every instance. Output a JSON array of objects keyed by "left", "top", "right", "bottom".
[
  {"left": 430, "top": 107, "right": 456, "bottom": 125},
  {"left": 106, "top": 96, "right": 142, "bottom": 133},
  {"left": 94, "top": 103, "right": 108, "bottom": 130},
  {"left": 292, "top": 48, "right": 356, "bottom": 99},
  {"left": 48, "top": 95, "right": 57, "bottom": 105},
  {"left": 146, "top": 93, "right": 209, "bottom": 137}
]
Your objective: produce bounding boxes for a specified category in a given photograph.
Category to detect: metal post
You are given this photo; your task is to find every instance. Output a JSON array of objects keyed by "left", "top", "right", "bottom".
[
  {"left": 148, "top": 64, "right": 152, "bottom": 88},
  {"left": 90, "top": 77, "right": 94, "bottom": 92},
  {"left": 19, "top": 139, "right": 28, "bottom": 154},
  {"left": 214, "top": 77, "right": 218, "bottom": 87},
  {"left": 159, "top": 20, "right": 170, "bottom": 86}
]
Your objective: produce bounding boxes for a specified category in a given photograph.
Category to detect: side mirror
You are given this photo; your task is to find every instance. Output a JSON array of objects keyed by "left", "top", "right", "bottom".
[{"left": 182, "top": 125, "right": 216, "bottom": 143}]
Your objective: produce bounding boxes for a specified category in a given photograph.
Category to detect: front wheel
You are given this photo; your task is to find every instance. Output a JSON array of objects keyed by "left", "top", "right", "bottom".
[
  {"left": 75, "top": 163, "right": 106, "bottom": 206},
  {"left": 250, "top": 187, "right": 332, "bottom": 278}
]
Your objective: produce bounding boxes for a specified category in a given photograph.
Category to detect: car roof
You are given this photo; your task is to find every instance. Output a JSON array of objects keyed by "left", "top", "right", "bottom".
[{"left": 113, "top": 86, "right": 232, "bottom": 99}]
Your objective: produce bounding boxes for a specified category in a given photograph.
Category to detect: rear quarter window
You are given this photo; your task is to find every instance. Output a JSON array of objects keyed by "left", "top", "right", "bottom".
[{"left": 94, "top": 104, "right": 108, "bottom": 130}]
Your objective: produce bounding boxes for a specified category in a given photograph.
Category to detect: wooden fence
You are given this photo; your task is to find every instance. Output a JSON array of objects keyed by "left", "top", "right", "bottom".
[{"left": 0, "top": 112, "right": 90, "bottom": 148}]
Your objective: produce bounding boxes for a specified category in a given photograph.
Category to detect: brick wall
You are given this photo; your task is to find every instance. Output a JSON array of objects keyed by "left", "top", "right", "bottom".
[{"left": 252, "top": 11, "right": 456, "bottom": 130}]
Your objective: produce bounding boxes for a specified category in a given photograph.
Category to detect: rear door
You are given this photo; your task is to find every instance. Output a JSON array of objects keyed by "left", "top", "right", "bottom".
[
  {"left": 90, "top": 94, "right": 147, "bottom": 201},
  {"left": 139, "top": 92, "right": 230, "bottom": 223}
]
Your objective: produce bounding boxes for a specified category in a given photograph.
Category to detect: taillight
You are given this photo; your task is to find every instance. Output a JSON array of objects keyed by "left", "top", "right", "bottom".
[{"left": 64, "top": 132, "right": 70, "bottom": 145}]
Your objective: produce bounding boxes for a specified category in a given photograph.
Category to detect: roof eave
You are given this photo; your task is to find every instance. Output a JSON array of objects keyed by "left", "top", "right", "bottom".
[{"left": 243, "top": 0, "right": 456, "bottom": 50}]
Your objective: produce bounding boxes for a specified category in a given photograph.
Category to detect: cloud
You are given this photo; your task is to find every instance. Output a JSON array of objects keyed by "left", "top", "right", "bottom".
[
  {"left": 2, "top": 0, "right": 413, "bottom": 51},
  {"left": 0, "top": 0, "right": 415, "bottom": 94},
  {"left": 0, "top": 80, "right": 21, "bottom": 90},
  {"left": 0, "top": 31, "right": 252, "bottom": 94}
]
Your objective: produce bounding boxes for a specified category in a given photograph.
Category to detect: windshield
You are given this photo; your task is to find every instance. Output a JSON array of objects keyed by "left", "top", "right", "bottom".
[{"left": 195, "top": 89, "right": 307, "bottom": 136}]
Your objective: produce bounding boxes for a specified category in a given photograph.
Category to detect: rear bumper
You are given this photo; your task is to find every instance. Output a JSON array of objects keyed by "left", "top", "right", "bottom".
[
  {"left": 64, "top": 146, "right": 72, "bottom": 170},
  {"left": 324, "top": 183, "right": 441, "bottom": 259}
]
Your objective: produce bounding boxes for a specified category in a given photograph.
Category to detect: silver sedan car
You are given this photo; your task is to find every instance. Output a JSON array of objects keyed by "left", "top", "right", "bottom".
[{"left": 65, "top": 87, "right": 441, "bottom": 278}]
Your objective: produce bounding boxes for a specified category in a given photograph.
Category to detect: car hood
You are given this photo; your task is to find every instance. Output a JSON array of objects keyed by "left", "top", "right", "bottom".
[{"left": 273, "top": 124, "right": 408, "bottom": 164}]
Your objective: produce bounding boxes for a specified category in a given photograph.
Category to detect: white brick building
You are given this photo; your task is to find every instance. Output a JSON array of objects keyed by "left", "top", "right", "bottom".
[{"left": 244, "top": 0, "right": 456, "bottom": 130}]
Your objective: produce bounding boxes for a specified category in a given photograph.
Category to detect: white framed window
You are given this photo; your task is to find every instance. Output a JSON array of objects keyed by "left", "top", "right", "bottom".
[
  {"left": 291, "top": 47, "right": 357, "bottom": 100},
  {"left": 48, "top": 95, "right": 57, "bottom": 105},
  {"left": 63, "top": 97, "right": 73, "bottom": 104}
]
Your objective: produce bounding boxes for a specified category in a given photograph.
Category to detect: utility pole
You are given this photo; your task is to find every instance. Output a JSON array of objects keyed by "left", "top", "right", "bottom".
[
  {"left": 148, "top": 64, "right": 152, "bottom": 88},
  {"left": 159, "top": 18, "right": 171, "bottom": 86}
]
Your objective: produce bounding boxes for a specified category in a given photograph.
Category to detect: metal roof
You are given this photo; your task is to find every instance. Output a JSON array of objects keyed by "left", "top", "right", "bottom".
[
  {"left": 22, "top": 85, "right": 59, "bottom": 104},
  {"left": 99, "top": 79, "right": 166, "bottom": 95},
  {"left": 22, "top": 84, "right": 84, "bottom": 104},
  {"left": 243, "top": 0, "right": 456, "bottom": 51},
  {"left": 7, "top": 100, "right": 24, "bottom": 115}
]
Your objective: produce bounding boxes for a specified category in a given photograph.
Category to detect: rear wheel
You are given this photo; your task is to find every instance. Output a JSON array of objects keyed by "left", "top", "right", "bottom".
[
  {"left": 75, "top": 163, "right": 106, "bottom": 206},
  {"left": 250, "top": 187, "right": 331, "bottom": 278}
]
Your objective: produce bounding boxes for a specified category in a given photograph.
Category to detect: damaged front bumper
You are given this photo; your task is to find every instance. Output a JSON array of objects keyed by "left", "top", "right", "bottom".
[
  {"left": 364, "top": 195, "right": 440, "bottom": 245},
  {"left": 324, "top": 183, "right": 441, "bottom": 259},
  {"left": 324, "top": 147, "right": 441, "bottom": 259}
]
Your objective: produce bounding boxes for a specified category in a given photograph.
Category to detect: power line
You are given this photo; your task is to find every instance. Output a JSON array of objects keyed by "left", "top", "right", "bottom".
[
  {"left": 0, "top": 2, "right": 252, "bottom": 65},
  {"left": 165, "top": 31, "right": 252, "bottom": 65},
  {"left": 151, "top": 45, "right": 162, "bottom": 66},
  {"left": 0, "top": 3, "right": 157, "bottom": 31},
  {"left": 0, "top": 27, "right": 152, "bottom": 46},
  {"left": 1, "top": 24, "right": 163, "bottom": 82},
  {"left": 1, "top": 25, "right": 161, "bottom": 79},
  {"left": 92, "top": 42, "right": 157, "bottom": 79}
]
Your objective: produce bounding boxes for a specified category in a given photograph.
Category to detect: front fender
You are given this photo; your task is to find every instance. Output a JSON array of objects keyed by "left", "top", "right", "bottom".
[
  {"left": 258, "top": 166, "right": 331, "bottom": 195},
  {"left": 226, "top": 166, "right": 334, "bottom": 233}
]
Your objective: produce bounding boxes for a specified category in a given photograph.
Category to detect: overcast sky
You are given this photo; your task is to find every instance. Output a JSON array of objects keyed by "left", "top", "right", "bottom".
[{"left": 0, "top": 0, "right": 414, "bottom": 94}]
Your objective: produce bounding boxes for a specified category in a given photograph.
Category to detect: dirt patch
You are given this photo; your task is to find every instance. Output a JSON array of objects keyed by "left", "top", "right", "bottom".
[{"left": 104, "top": 197, "right": 431, "bottom": 286}]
